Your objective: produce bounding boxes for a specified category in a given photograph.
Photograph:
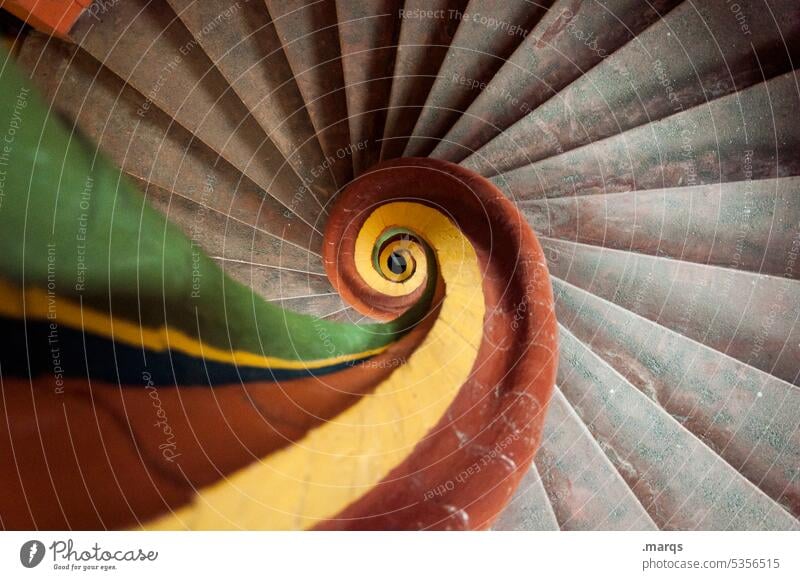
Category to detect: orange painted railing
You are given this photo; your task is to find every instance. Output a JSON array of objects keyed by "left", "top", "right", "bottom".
[{"left": 2, "top": 0, "right": 92, "bottom": 38}]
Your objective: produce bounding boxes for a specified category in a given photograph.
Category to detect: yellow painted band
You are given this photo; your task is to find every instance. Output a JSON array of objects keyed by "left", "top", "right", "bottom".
[
  {"left": 0, "top": 278, "right": 387, "bottom": 371},
  {"left": 144, "top": 202, "right": 485, "bottom": 529}
]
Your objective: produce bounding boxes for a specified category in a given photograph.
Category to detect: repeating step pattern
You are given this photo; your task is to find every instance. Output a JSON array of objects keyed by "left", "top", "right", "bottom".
[{"left": 6, "top": 0, "right": 798, "bottom": 529}]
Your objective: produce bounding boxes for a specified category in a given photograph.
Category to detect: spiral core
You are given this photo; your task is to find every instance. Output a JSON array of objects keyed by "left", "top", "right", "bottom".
[
  {"left": 2, "top": 0, "right": 799, "bottom": 534},
  {"left": 145, "top": 159, "right": 560, "bottom": 530},
  {"left": 312, "top": 158, "right": 558, "bottom": 529},
  {"left": 0, "top": 50, "right": 557, "bottom": 531}
]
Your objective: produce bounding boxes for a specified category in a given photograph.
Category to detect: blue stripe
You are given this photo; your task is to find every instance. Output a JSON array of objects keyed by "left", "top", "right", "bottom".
[{"left": 0, "top": 316, "right": 373, "bottom": 386}]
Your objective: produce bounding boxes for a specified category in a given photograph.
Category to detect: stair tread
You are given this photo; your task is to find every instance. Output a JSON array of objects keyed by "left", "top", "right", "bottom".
[
  {"left": 71, "top": 0, "right": 314, "bottom": 219},
  {"left": 6, "top": 0, "right": 799, "bottom": 531},
  {"left": 267, "top": 0, "right": 353, "bottom": 186},
  {"left": 491, "top": 463, "right": 560, "bottom": 531},
  {"left": 335, "top": 0, "right": 400, "bottom": 174},
  {"left": 522, "top": 176, "right": 800, "bottom": 279},
  {"left": 142, "top": 179, "right": 323, "bottom": 274},
  {"left": 380, "top": 0, "right": 466, "bottom": 160},
  {"left": 542, "top": 236, "right": 800, "bottom": 384},
  {"left": 16, "top": 33, "right": 321, "bottom": 249},
  {"left": 167, "top": 0, "right": 338, "bottom": 198},
  {"left": 558, "top": 325, "right": 799, "bottom": 530},
  {"left": 553, "top": 276, "right": 800, "bottom": 517},
  {"left": 403, "top": 0, "right": 546, "bottom": 157},
  {"left": 489, "top": 70, "right": 800, "bottom": 200},
  {"left": 433, "top": 0, "right": 681, "bottom": 163},
  {"left": 465, "top": 0, "right": 800, "bottom": 175},
  {"left": 536, "top": 387, "right": 658, "bottom": 530},
  {"left": 216, "top": 258, "right": 337, "bottom": 311}
]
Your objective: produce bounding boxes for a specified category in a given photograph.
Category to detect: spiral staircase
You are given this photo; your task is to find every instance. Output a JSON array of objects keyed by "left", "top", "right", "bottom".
[{"left": 0, "top": 0, "right": 798, "bottom": 530}]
